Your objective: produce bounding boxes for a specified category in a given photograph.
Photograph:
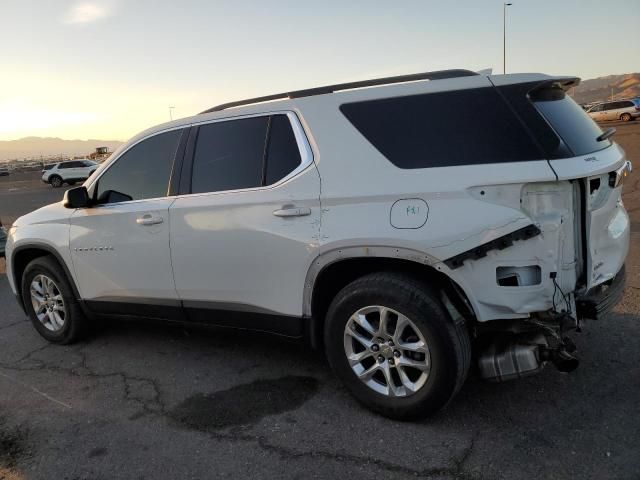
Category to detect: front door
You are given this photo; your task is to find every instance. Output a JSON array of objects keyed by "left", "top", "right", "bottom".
[
  {"left": 69, "top": 128, "right": 185, "bottom": 319},
  {"left": 169, "top": 114, "right": 320, "bottom": 335}
]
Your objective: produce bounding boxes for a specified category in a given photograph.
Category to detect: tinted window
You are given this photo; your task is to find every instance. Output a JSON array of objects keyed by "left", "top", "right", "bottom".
[
  {"left": 95, "top": 129, "right": 182, "bottom": 203},
  {"left": 340, "top": 88, "right": 542, "bottom": 169},
  {"left": 265, "top": 115, "right": 302, "bottom": 185},
  {"left": 191, "top": 117, "right": 268, "bottom": 194},
  {"left": 532, "top": 86, "right": 610, "bottom": 156},
  {"left": 590, "top": 104, "right": 603, "bottom": 112},
  {"left": 58, "top": 162, "right": 73, "bottom": 169}
]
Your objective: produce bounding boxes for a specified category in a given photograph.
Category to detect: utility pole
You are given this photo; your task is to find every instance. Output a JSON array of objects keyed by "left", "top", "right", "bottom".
[
  {"left": 503, "top": 3, "right": 512, "bottom": 74},
  {"left": 169, "top": 106, "right": 175, "bottom": 121}
]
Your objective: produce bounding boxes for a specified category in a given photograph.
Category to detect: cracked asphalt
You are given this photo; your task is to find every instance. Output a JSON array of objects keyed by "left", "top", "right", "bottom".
[{"left": 1, "top": 122, "right": 639, "bottom": 479}]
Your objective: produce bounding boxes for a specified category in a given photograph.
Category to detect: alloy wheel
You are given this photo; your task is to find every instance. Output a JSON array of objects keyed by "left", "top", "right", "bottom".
[
  {"left": 30, "top": 274, "right": 66, "bottom": 332},
  {"left": 343, "top": 305, "right": 431, "bottom": 397}
]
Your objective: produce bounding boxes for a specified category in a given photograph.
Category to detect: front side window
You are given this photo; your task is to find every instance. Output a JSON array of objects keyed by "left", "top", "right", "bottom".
[
  {"left": 190, "top": 114, "right": 303, "bottom": 194},
  {"left": 95, "top": 129, "right": 182, "bottom": 203},
  {"left": 58, "top": 162, "right": 73, "bottom": 169}
]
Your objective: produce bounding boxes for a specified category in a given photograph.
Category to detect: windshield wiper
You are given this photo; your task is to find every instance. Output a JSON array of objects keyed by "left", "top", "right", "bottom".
[{"left": 597, "top": 127, "right": 616, "bottom": 142}]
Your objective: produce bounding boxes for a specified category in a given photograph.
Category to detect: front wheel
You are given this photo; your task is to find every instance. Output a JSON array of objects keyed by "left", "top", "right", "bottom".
[
  {"left": 49, "top": 175, "right": 63, "bottom": 188},
  {"left": 324, "top": 272, "right": 471, "bottom": 420},
  {"left": 22, "top": 256, "right": 87, "bottom": 344},
  {"left": 620, "top": 113, "right": 632, "bottom": 122}
]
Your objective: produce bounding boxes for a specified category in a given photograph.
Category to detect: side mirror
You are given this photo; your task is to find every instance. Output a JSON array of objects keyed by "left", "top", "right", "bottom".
[{"left": 63, "top": 186, "right": 90, "bottom": 209}]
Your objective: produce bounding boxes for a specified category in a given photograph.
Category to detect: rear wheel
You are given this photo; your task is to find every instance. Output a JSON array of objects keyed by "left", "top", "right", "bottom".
[
  {"left": 22, "top": 256, "right": 86, "bottom": 344},
  {"left": 324, "top": 272, "right": 471, "bottom": 420},
  {"left": 620, "top": 113, "right": 632, "bottom": 122},
  {"left": 49, "top": 175, "right": 63, "bottom": 188}
]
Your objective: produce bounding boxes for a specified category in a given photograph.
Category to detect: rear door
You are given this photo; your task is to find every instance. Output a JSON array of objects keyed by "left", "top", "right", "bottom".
[
  {"left": 169, "top": 113, "right": 320, "bottom": 334},
  {"left": 70, "top": 128, "right": 186, "bottom": 319}
]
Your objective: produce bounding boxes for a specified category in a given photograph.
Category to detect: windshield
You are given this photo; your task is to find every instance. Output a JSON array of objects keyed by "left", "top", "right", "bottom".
[{"left": 531, "top": 86, "right": 610, "bottom": 156}]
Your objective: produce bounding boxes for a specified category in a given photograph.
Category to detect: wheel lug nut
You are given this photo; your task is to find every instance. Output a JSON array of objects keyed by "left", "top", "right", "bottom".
[
  {"left": 371, "top": 344, "right": 379, "bottom": 352},
  {"left": 388, "top": 340, "right": 395, "bottom": 347},
  {"left": 388, "top": 358, "right": 395, "bottom": 366},
  {"left": 377, "top": 355, "right": 384, "bottom": 363},
  {"left": 394, "top": 350, "right": 401, "bottom": 358}
]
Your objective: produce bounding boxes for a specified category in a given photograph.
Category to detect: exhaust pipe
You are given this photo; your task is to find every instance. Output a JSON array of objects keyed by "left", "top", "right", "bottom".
[{"left": 549, "top": 348, "right": 579, "bottom": 373}]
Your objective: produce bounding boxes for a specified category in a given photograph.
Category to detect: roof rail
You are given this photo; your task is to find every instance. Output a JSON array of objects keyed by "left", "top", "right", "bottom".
[{"left": 200, "top": 69, "right": 478, "bottom": 114}]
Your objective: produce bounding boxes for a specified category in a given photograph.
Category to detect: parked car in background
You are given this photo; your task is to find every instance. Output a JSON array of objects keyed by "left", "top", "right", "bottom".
[
  {"left": 0, "top": 166, "right": 9, "bottom": 176},
  {"left": 0, "top": 220, "right": 7, "bottom": 258},
  {"left": 41, "top": 160, "right": 98, "bottom": 188},
  {"left": 587, "top": 99, "right": 640, "bottom": 122}
]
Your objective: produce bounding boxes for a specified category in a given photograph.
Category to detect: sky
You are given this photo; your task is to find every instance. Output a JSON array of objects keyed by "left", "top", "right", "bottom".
[{"left": 1, "top": 0, "right": 638, "bottom": 142}]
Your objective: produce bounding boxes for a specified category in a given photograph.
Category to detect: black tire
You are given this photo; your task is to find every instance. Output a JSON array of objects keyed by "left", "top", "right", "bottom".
[
  {"left": 49, "top": 175, "right": 63, "bottom": 188},
  {"left": 324, "top": 272, "right": 471, "bottom": 420},
  {"left": 620, "top": 113, "right": 632, "bottom": 122},
  {"left": 21, "top": 256, "right": 86, "bottom": 344}
]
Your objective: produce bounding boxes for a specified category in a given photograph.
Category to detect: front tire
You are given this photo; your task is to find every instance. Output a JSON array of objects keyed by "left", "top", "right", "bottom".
[
  {"left": 49, "top": 175, "right": 63, "bottom": 188},
  {"left": 22, "top": 256, "right": 86, "bottom": 344},
  {"left": 325, "top": 272, "right": 471, "bottom": 420}
]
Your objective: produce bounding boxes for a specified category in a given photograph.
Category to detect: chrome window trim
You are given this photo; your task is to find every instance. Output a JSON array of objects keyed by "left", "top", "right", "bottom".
[{"left": 85, "top": 110, "right": 314, "bottom": 207}]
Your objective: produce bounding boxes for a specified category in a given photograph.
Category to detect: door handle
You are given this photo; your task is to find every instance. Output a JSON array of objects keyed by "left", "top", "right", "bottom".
[
  {"left": 272, "top": 206, "right": 312, "bottom": 217},
  {"left": 136, "top": 214, "right": 164, "bottom": 226}
]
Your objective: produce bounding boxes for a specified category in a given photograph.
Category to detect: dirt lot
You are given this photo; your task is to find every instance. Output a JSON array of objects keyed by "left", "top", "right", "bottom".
[{"left": 0, "top": 123, "right": 639, "bottom": 479}]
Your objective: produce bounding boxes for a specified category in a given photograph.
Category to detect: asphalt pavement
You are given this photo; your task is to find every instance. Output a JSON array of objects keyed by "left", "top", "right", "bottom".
[{"left": 0, "top": 122, "right": 639, "bottom": 479}]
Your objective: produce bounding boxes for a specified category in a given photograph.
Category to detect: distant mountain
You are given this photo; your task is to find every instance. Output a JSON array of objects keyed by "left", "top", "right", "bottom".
[
  {"left": 0, "top": 137, "right": 124, "bottom": 162},
  {"left": 571, "top": 73, "right": 640, "bottom": 105}
]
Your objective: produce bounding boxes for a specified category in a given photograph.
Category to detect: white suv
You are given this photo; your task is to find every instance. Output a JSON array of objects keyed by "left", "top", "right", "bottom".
[
  {"left": 42, "top": 159, "right": 98, "bottom": 188},
  {"left": 6, "top": 70, "right": 631, "bottom": 419}
]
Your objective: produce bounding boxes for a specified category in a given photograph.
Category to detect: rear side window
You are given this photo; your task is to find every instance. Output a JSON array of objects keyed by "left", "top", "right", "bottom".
[
  {"left": 95, "top": 129, "right": 182, "bottom": 203},
  {"left": 265, "top": 115, "right": 302, "bottom": 185},
  {"left": 340, "top": 88, "right": 542, "bottom": 169},
  {"left": 190, "top": 114, "right": 303, "bottom": 194},
  {"left": 192, "top": 117, "right": 268, "bottom": 194},
  {"left": 531, "top": 86, "right": 610, "bottom": 156}
]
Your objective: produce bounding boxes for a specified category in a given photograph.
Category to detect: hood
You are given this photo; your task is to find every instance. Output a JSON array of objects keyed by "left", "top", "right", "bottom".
[{"left": 12, "top": 201, "right": 73, "bottom": 228}]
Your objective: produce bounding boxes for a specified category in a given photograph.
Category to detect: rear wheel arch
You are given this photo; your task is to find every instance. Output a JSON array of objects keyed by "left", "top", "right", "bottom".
[
  {"left": 12, "top": 245, "right": 81, "bottom": 310},
  {"left": 305, "top": 249, "right": 475, "bottom": 349}
]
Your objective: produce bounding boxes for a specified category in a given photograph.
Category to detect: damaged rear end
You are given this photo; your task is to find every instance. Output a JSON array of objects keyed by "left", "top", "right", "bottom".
[{"left": 444, "top": 75, "right": 631, "bottom": 382}]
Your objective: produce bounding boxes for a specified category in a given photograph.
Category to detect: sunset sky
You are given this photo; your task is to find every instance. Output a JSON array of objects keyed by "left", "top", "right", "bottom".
[{"left": 1, "top": 0, "right": 639, "bottom": 142}]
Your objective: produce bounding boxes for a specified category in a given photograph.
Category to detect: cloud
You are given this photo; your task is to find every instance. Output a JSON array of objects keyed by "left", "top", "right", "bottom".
[{"left": 63, "top": 2, "right": 113, "bottom": 24}]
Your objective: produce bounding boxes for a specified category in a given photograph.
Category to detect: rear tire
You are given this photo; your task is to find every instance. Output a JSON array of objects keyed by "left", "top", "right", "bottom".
[
  {"left": 49, "top": 175, "right": 63, "bottom": 188},
  {"left": 620, "top": 113, "right": 632, "bottom": 122},
  {"left": 21, "top": 256, "right": 87, "bottom": 344},
  {"left": 324, "top": 272, "right": 471, "bottom": 420}
]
